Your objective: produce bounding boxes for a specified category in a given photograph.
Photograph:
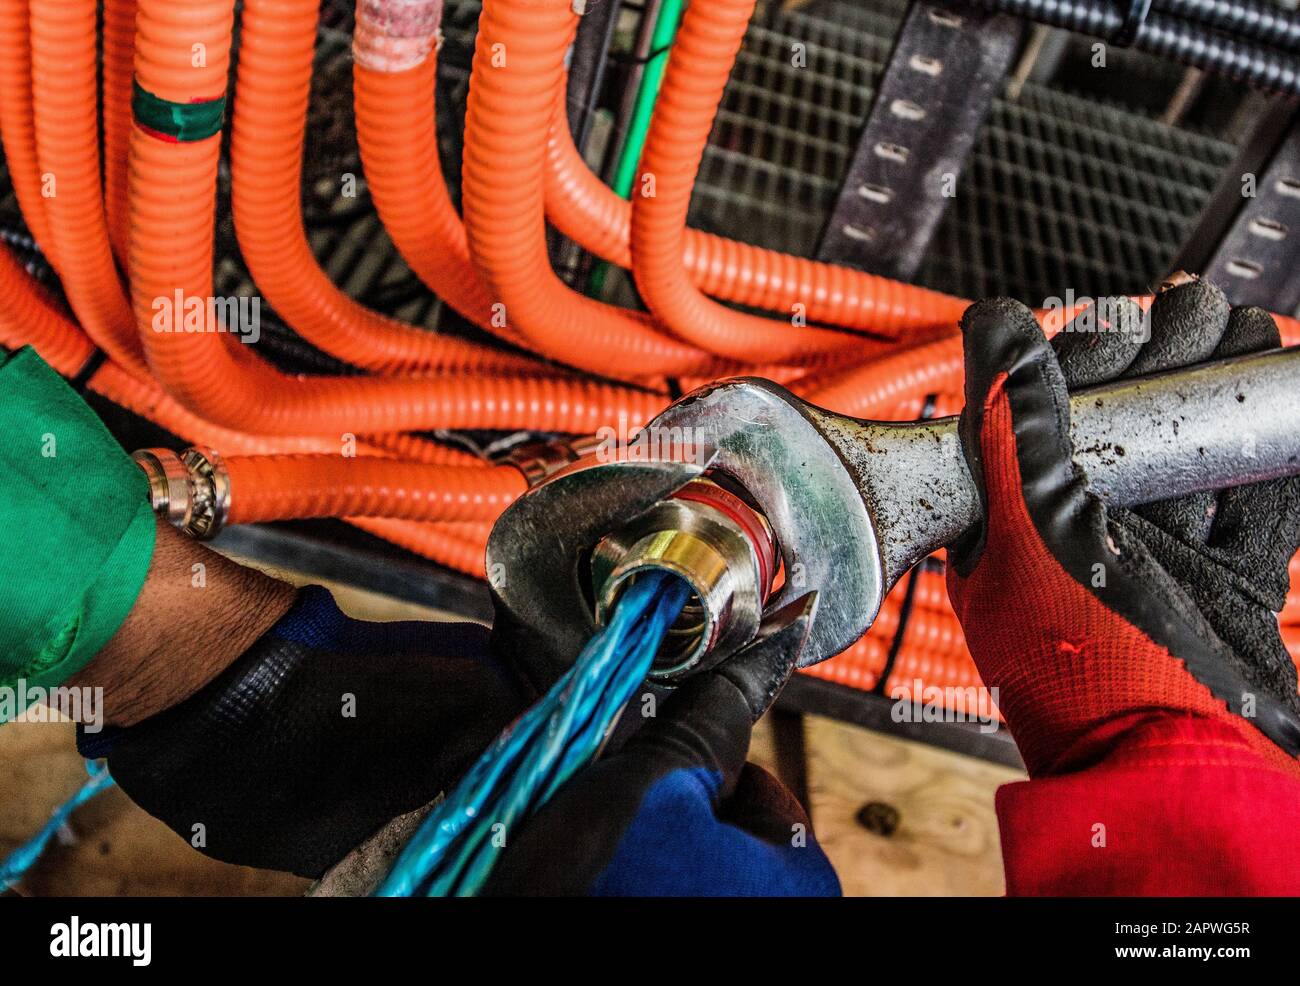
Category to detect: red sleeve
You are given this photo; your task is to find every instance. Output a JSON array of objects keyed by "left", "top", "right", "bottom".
[{"left": 995, "top": 712, "right": 1300, "bottom": 895}]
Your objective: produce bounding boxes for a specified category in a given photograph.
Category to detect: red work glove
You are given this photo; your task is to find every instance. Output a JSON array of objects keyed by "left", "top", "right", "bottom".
[{"left": 946, "top": 280, "right": 1300, "bottom": 894}]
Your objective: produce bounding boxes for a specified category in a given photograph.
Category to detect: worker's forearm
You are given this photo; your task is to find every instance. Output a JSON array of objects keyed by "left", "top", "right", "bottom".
[
  {"left": 66, "top": 519, "right": 296, "bottom": 728},
  {"left": 996, "top": 713, "right": 1300, "bottom": 895}
]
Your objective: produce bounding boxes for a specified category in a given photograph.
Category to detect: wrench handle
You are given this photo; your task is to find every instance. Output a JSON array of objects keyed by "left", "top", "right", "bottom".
[
  {"left": 815, "top": 345, "right": 1300, "bottom": 589},
  {"left": 1068, "top": 346, "right": 1300, "bottom": 506}
]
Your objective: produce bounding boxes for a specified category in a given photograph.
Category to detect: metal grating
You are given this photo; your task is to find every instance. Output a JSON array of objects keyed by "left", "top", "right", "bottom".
[{"left": 692, "top": 0, "right": 1237, "bottom": 303}]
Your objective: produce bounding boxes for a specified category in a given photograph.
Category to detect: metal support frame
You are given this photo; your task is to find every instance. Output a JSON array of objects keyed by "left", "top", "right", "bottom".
[
  {"left": 1174, "top": 99, "right": 1300, "bottom": 314},
  {"left": 778, "top": 676, "right": 1022, "bottom": 768},
  {"left": 815, "top": 0, "right": 1022, "bottom": 277}
]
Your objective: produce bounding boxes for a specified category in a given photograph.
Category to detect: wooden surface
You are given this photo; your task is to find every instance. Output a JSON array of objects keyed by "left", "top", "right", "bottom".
[
  {"left": 0, "top": 720, "right": 310, "bottom": 896},
  {"left": 802, "top": 714, "right": 1024, "bottom": 896}
]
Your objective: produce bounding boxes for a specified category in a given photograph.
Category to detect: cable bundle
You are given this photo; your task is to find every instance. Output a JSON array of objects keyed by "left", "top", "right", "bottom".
[{"left": 376, "top": 572, "right": 689, "bottom": 896}]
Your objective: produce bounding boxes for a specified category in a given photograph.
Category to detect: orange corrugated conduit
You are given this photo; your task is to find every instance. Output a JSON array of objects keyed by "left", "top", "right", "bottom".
[
  {"left": 129, "top": 0, "right": 667, "bottom": 436},
  {"left": 459, "top": 0, "right": 737, "bottom": 379},
  {"left": 230, "top": 0, "right": 538, "bottom": 375},
  {"left": 0, "top": 0, "right": 59, "bottom": 268},
  {"left": 0, "top": 241, "right": 348, "bottom": 455},
  {"left": 543, "top": 88, "right": 969, "bottom": 337},
  {"left": 351, "top": 9, "right": 525, "bottom": 347},
  {"left": 0, "top": 238, "right": 91, "bottom": 374},
  {"left": 30, "top": 0, "right": 146, "bottom": 375},
  {"left": 223, "top": 454, "right": 526, "bottom": 524},
  {"left": 103, "top": 0, "right": 137, "bottom": 267},
  {"left": 632, "top": 0, "right": 957, "bottom": 362}
]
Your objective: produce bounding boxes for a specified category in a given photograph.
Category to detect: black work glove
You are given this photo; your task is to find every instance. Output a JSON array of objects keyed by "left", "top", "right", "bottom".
[
  {"left": 79, "top": 586, "right": 530, "bottom": 878},
  {"left": 476, "top": 592, "right": 837, "bottom": 896},
  {"left": 481, "top": 667, "right": 840, "bottom": 896},
  {"left": 947, "top": 278, "right": 1300, "bottom": 777}
]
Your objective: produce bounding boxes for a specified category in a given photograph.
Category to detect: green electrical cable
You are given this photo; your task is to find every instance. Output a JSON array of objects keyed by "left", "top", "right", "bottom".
[
  {"left": 610, "top": 0, "right": 684, "bottom": 199},
  {"left": 587, "top": 0, "right": 685, "bottom": 296}
]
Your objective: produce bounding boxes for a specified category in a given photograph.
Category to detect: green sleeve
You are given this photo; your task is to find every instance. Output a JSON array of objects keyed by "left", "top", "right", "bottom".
[{"left": 0, "top": 347, "right": 156, "bottom": 718}]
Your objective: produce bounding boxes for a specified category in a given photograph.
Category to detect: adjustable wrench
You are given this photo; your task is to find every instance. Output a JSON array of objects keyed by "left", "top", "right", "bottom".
[{"left": 487, "top": 345, "right": 1300, "bottom": 690}]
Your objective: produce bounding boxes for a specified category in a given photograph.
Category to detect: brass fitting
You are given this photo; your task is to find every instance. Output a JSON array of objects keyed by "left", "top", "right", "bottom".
[{"left": 589, "top": 479, "right": 776, "bottom": 681}]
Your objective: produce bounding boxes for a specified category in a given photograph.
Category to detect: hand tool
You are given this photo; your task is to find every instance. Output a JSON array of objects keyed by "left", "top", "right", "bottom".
[{"left": 487, "top": 344, "right": 1300, "bottom": 690}]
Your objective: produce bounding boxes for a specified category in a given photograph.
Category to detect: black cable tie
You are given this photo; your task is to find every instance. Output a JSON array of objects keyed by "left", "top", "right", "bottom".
[
  {"left": 70, "top": 347, "right": 108, "bottom": 394},
  {"left": 1112, "top": 0, "right": 1153, "bottom": 46},
  {"left": 665, "top": 376, "right": 683, "bottom": 400},
  {"left": 608, "top": 42, "right": 674, "bottom": 68}
]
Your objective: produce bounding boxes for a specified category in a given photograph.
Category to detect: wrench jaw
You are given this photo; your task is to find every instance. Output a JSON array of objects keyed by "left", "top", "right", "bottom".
[
  {"left": 651, "top": 378, "right": 887, "bottom": 669},
  {"left": 486, "top": 457, "right": 706, "bottom": 694},
  {"left": 486, "top": 378, "right": 891, "bottom": 691}
]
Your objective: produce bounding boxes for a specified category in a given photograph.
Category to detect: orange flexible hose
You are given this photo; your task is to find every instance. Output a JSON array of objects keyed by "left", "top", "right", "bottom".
[
  {"left": 360, "top": 431, "right": 484, "bottom": 467},
  {"left": 0, "top": 0, "right": 58, "bottom": 268},
  {"left": 809, "top": 334, "right": 964, "bottom": 418},
  {"left": 629, "top": 0, "right": 923, "bottom": 362},
  {"left": 352, "top": 6, "right": 767, "bottom": 383},
  {"left": 0, "top": 239, "right": 345, "bottom": 454},
  {"left": 29, "top": 0, "right": 146, "bottom": 374},
  {"left": 102, "top": 0, "right": 136, "bottom": 267},
  {"left": 231, "top": 0, "right": 536, "bottom": 375},
  {"left": 223, "top": 454, "right": 525, "bottom": 524},
  {"left": 0, "top": 240, "right": 92, "bottom": 373},
  {"left": 459, "top": 0, "right": 735, "bottom": 379},
  {"left": 129, "top": 0, "right": 668, "bottom": 436},
  {"left": 0, "top": 217, "right": 497, "bottom": 582},
  {"left": 543, "top": 86, "right": 969, "bottom": 336},
  {"left": 352, "top": 54, "right": 524, "bottom": 347},
  {"left": 88, "top": 361, "right": 352, "bottom": 455}
]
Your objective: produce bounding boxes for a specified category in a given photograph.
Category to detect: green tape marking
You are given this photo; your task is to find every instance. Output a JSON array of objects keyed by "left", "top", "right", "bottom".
[{"left": 132, "top": 79, "right": 225, "bottom": 142}]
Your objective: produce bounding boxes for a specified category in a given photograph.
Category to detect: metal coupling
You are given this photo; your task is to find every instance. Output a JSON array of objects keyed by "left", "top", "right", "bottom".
[
  {"left": 132, "top": 445, "right": 231, "bottom": 540},
  {"left": 501, "top": 435, "right": 603, "bottom": 488},
  {"left": 589, "top": 479, "right": 777, "bottom": 682}
]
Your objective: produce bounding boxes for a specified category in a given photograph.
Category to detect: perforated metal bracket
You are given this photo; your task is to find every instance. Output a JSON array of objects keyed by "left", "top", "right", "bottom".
[
  {"left": 814, "top": 0, "right": 1022, "bottom": 278},
  {"left": 1175, "top": 100, "right": 1300, "bottom": 314}
]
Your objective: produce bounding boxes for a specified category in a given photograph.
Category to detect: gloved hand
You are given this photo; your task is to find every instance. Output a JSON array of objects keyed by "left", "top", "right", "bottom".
[
  {"left": 86, "top": 574, "right": 825, "bottom": 892},
  {"left": 480, "top": 663, "right": 840, "bottom": 896},
  {"left": 946, "top": 279, "right": 1300, "bottom": 778},
  {"left": 79, "top": 586, "right": 531, "bottom": 878}
]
